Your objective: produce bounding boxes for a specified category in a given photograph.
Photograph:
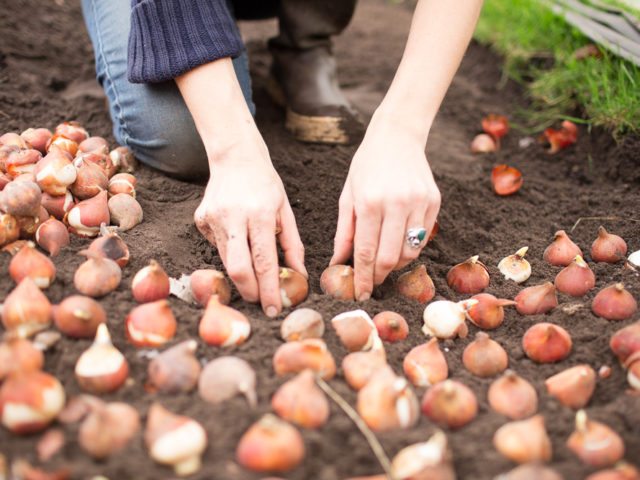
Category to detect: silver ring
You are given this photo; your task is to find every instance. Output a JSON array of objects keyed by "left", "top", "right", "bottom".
[{"left": 406, "top": 227, "right": 427, "bottom": 249}]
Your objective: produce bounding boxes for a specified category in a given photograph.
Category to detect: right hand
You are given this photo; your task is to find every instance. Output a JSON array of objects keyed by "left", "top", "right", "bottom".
[{"left": 194, "top": 137, "right": 306, "bottom": 318}]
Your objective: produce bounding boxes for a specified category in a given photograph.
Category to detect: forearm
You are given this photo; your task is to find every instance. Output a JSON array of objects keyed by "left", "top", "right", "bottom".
[{"left": 374, "top": 0, "right": 484, "bottom": 145}]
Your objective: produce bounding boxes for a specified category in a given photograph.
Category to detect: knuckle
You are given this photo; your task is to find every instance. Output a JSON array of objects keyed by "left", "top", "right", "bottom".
[
  {"left": 253, "top": 252, "right": 277, "bottom": 277},
  {"left": 431, "top": 189, "right": 442, "bottom": 208},
  {"left": 377, "top": 255, "right": 397, "bottom": 272},
  {"left": 356, "top": 247, "right": 376, "bottom": 265},
  {"left": 227, "top": 263, "right": 250, "bottom": 283}
]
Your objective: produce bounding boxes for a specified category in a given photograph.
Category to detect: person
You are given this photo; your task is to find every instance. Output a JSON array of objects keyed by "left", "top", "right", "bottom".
[{"left": 82, "top": 0, "right": 484, "bottom": 318}]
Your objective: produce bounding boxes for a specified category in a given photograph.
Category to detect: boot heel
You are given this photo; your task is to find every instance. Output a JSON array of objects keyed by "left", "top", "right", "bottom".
[{"left": 285, "top": 109, "right": 350, "bottom": 145}]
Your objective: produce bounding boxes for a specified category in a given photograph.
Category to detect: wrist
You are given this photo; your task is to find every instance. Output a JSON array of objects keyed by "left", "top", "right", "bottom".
[{"left": 369, "top": 100, "right": 432, "bottom": 147}]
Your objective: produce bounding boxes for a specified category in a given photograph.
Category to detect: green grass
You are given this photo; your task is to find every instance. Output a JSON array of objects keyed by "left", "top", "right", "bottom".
[{"left": 474, "top": 0, "right": 640, "bottom": 135}]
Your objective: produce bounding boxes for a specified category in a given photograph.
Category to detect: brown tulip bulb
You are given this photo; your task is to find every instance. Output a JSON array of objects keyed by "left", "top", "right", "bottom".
[
  {"left": 515, "top": 282, "right": 559, "bottom": 315},
  {"left": 199, "top": 295, "right": 251, "bottom": 347},
  {"left": 74, "top": 249, "right": 122, "bottom": 297},
  {"left": 108, "top": 193, "right": 143, "bottom": 231},
  {"left": 498, "top": 246, "right": 532, "bottom": 284},
  {"left": 396, "top": 264, "right": 436, "bottom": 303},
  {"left": 198, "top": 356, "right": 256, "bottom": 406},
  {"left": 488, "top": 370, "right": 538, "bottom": 420},
  {"left": 0, "top": 132, "right": 29, "bottom": 148},
  {"left": 78, "top": 136, "right": 109, "bottom": 155},
  {"left": 35, "top": 217, "right": 69, "bottom": 256},
  {"left": 54, "top": 295, "right": 106, "bottom": 338},
  {"left": 522, "top": 323, "right": 572, "bottom": 363},
  {"left": 190, "top": 269, "right": 231, "bottom": 306},
  {"left": 468, "top": 293, "right": 516, "bottom": 329},
  {"left": 126, "top": 300, "right": 176, "bottom": 348},
  {"left": 67, "top": 190, "right": 110, "bottom": 237},
  {"left": 493, "top": 415, "right": 552, "bottom": 463},
  {"left": 545, "top": 364, "right": 596, "bottom": 409},
  {"left": 331, "top": 310, "right": 380, "bottom": 352},
  {"left": 147, "top": 340, "right": 201, "bottom": 394},
  {"left": 46, "top": 133, "right": 78, "bottom": 157},
  {"left": 463, "top": 332, "right": 509, "bottom": 377},
  {"left": 34, "top": 151, "right": 77, "bottom": 196},
  {"left": 592, "top": 283, "right": 637, "bottom": 321},
  {"left": 0, "top": 338, "right": 44, "bottom": 380},
  {"left": 390, "top": 431, "right": 455, "bottom": 480},
  {"left": 279, "top": 267, "right": 308, "bottom": 308},
  {"left": 70, "top": 155, "right": 108, "bottom": 200},
  {"left": 498, "top": 464, "right": 563, "bottom": 480},
  {"left": 567, "top": 410, "right": 624, "bottom": 468},
  {"left": 446, "top": 255, "right": 490, "bottom": 294},
  {"left": 610, "top": 321, "right": 640, "bottom": 365},
  {"left": 273, "top": 339, "right": 336, "bottom": 380},
  {"left": 342, "top": 348, "right": 387, "bottom": 391},
  {"left": 403, "top": 338, "right": 448, "bottom": 387},
  {"left": 271, "top": 370, "right": 329, "bottom": 429},
  {"left": 544, "top": 230, "right": 583, "bottom": 266},
  {"left": 320, "top": 264, "right": 355, "bottom": 300},
  {"left": 109, "top": 146, "right": 137, "bottom": 173},
  {"left": 554, "top": 255, "right": 596, "bottom": 297},
  {"left": 0, "top": 213, "right": 20, "bottom": 247},
  {"left": 5, "top": 149, "right": 42, "bottom": 178},
  {"left": 471, "top": 133, "right": 497, "bottom": 153},
  {"left": 421, "top": 380, "right": 478, "bottom": 429},
  {"left": 585, "top": 463, "right": 639, "bottom": 480},
  {"left": 591, "top": 226, "right": 627, "bottom": 263},
  {"left": 54, "top": 121, "right": 89, "bottom": 144},
  {"left": 132, "top": 260, "right": 170, "bottom": 303},
  {"left": 1, "top": 277, "right": 52, "bottom": 336},
  {"left": 281, "top": 308, "right": 324, "bottom": 342},
  {"left": 108, "top": 172, "right": 136, "bottom": 197},
  {"left": 41, "top": 190, "right": 74, "bottom": 220},
  {"left": 87, "top": 228, "right": 130, "bottom": 267},
  {"left": 79, "top": 401, "right": 140, "bottom": 459},
  {"left": 20, "top": 128, "right": 52, "bottom": 154},
  {"left": 15, "top": 213, "right": 41, "bottom": 240},
  {"left": 0, "top": 180, "right": 41, "bottom": 217},
  {"left": 373, "top": 311, "right": 408, "bottom": 342},
  {"left": 9, "top": 241, "right": 56, "bottom": 288}
]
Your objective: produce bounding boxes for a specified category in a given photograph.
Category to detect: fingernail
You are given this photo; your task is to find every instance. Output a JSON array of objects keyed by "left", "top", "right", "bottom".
[
  {"left": 266, "top": 305, "right": 278, "bottom": 318},
  {"left": 358, "top": 292, "right": 371, "bottom": 302}
]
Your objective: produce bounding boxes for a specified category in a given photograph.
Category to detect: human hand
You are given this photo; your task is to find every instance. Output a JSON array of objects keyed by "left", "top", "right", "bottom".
[{"left": 330, "top": 117, "right": 440, "bottom": 301}]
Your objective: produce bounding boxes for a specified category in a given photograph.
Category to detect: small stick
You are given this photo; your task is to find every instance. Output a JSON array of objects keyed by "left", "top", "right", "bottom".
[
  {"left": 570, "top": 216, "right": 640, "bottom": 232},
  {"left": 315, "top": 377, "right": 395, "bottom": 480}
]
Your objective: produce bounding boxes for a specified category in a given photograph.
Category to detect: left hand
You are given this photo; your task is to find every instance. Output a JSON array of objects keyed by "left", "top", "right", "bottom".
[{"left": 330, "top": 117, "right": 441, "bottom": 301}]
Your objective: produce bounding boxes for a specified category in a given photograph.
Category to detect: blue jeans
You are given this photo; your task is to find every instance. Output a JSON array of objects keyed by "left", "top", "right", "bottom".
[{"left": 81, "top": 0, "right": 255, "bottom": 180}]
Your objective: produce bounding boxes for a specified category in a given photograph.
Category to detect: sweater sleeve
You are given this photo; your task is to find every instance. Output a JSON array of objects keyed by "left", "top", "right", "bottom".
[{"left": 127, "top": 0, "right": 244, "bottom": 83}]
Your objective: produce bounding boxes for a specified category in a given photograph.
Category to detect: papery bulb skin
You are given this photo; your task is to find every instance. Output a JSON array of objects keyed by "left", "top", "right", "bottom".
[
  {"left": 87, "top": 229, "right": 130, "bottom": 268},
  {"left": 0, "top": 180, "right": 41, "bottom": 217},
  {"left": 271, "top": 370, "right": 329, "bottom": 429},
  {"left": 34, "top": 151, "right": 77, "bottom": 196},
  {"left": 545, "top": 364, "right": 596, "bottom": 409},
  {"left": 54, "top": 295, "right": 106, "bottom": 338},
  {"left": 131, "top": 260, "right": 170, "bottom": 303},
  {"left": 515, "top": 282, "right": 559, "bottom": 315},
  {"left": 609, "top": 321, "right": 640, "bottom": 365},
  {"left": 20, "top": 128, "right": 52, "bottom": 154},
  {"left": 592, "top": 283, "right": 637, "bottom": 321},
  {"left": 471, "top": 133, "right": 497, "bottom": 153},
  {"left": 403, "top": 338, "right": 448, "bottom": 387},
  {"left": 491, "top": 164, "right": 523, "bottom": 196},
  {"left": 15, "top": 213, "right": 41, "bottom": 240},
  {"left": 0, "top": 213, "right": 20, "bottom": 247},
  {"left": 628, "top": 250, "right": 640, "bottom": 268},
  {"left": 74, "top": 249, "right": 122, "bottom": 298},
  {"left": 544, "top": 230, "right": 583, "bottom": 266},
  {"left": 108, "top": 172, "right": 136, "bottom": 197},
  {"left": 1, "top": 277, "right": 52, "bottom": 336},
  {"left": 70, "top": 156, "right": 108, "bottom": 200},
  {"left": 591, "top": 226, "right": 627, "bottom": 263},
  {"left": 488, "top": 370, "right": 538, "bottom": 420},
  {"left": 273, "top": 339, "right": 336, "bottom": 380},
  {"left": 0, "top": 338, "right": 44, "bottom": 380},
  {"left": 279, "top": 267, "right": 308, "bottom": 308},
  {"left": 390, "top": 431, "right": 455, "bottom": 480},
  {"left": 108, "top": 193, "right": 143, "bottom": 231},
  {"left": 468, "top": 293, "right": 516, "bottom": 330},
  {"left": 78, "top": 136, "right": 109, "bottom": 155},
  {"left": 0, "top": 370, "right": 65, "bottom": 434},
  {"left": 41, "top": 190, "right": 74, "bottom": 220},
  {"left": 35, "top": 217, "right": 69, "bottom": 256},
  {"left": 482, "top": 114, "right": 510, "bottom": 141},
  {"left": 422, "top": 299, "right": 476, "bottom": 340},
  {"left": 320, "top": 264, "right": 355, "bottom": 300},
  {"left": 109, "top": 146, "right": 137, "bottom": 174},
  {"left": 190, "top": 269, "right": 231, "bottom": 306},
  {"left": 522, "top": 323, "right": 572, "bottom": 363},
  {"left": 198, "top": 295, "right": 251, "bottom": 347},
  {"left": 342, "top": 348, "right": 387, "bottom": 391},
  {"left": 373, "top": 311, "right": 408, "bottom": 342},
  {"left": 281, "top": 308, "right": 324, "bottom": 342},
  {"left": 66, "top": 190, "right": 110, "bottom": 237},
  {"left": 9, "top": 241, "right": 56, "bottom": 288},
  {"left": 331, "top": 310, "right": 379, "bottom": 352},
  {"left": 198, "top": 356, "right": 256, "bottom": 407},
  {"left": 544, "top": 120, "right": 578, "bottom": 153},
  {"left": 79, "top": 401, "right": 140, "bottom": 459},
  {"left": 357, "top": 366, "right": 419, "bottom": 432},
  {"left": 46, "top": 133, "right": 78, "bottom": 157},
  {"left": 397, "top": 264, "right": 436, "bottom": 303},
  {"left": 567, "top": 410, "right": 624, "bottom": 468},
  {"left": 462, "top": 332, "right": 509, "bottom": 378},
  {"left": 148, "top": 340, "right": 201, "bottom": 394},
  {"left": 75, "top": 324, "right": 129, "bottom": 394},
  {"left": 54, "top": 121, "right": 89, "bottom": 144},
  {"left": 126, "top": 300, "right": 177, "bottom": 347},
  {"left": 493, "top": 415, "right": 552, "bottom": 464},
  {"left": 498, "top": 247, "right": 531, "bottom": 284},
  {"left": 0, "top": 132, "right": 29, "bottom": 149},
  {"left": 554, "top": 255, "right": 595, "bottom": 297},
  {"left": 421, "top": 379, "right": 478, "bottom": 429},
  {"left": 446, "top": 255, "right": 490, "bottom": 294},
  {"left": 5, "top": 149, "right": 42, "bottom": 178},
  {"left": 236, "top": 414, "right": 304, "bottom": 473}
]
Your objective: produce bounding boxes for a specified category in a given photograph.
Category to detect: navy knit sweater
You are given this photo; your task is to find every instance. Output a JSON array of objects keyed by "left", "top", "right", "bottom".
[{"left": 128, "top": 0, "right": 244, "bottom": 83}]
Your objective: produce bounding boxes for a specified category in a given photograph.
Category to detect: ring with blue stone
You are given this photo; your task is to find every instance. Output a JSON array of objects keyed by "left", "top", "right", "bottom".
[{"left": 406, "top": 227, "right": 427, "bottom": 249}]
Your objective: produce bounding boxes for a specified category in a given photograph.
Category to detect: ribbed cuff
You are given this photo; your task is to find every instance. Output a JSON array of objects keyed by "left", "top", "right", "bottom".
[{"left": 127, "top": 0, "right": 244, "bottom": 83}]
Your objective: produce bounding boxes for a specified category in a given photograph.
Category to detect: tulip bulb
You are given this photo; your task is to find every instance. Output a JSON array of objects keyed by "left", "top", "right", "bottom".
[
  {"left": 47, "top": 133, "right": 78, "bottom": 157},
  {"left": 126, "top": 300, "right": 177, "bottom": 347},
  {"left": 592, "top": 283, "right": 637, "bottom": 321},
  {"left": 279, "top": 267, "right": 308, "bottom": 308},
  {"left": 87, "top": 228, "right": 130, "bottom": 267},
  {"left": 67, "top": 190, "right": 110, "bottom": 237},
  {"left": 198, "top": 356, "right": 256, "bottom": 406},
  {"left": 79, "top": 401, "right": 140, "bottom": 459},
  {"left": 35, "top": 218, "right": 69, "bottom": 256},
  {"left": 15, "top": 213, "right": 41, "bottom": 240},
  {"left": 554, "top": 255, "right": 595, "bottom": 297},
  {"left": 397, "top": 264, "right": 436, "bottom": 303},
  {"left": 190, "top": 269, "right": 231, "bottom": 306},
  {"left": 74, "top": 249, "right": 122, "bottom": 297},
  {"left": 5, "top": 149, "right": 42, "bottom": 178},
  {"left": 108, "top": 193, "right": 143, "bottom": 231},
  {"left": 421, "top": 379, "right": 478, "bottom": 429},
  {"left": 627, "top": 356, "right": 640, "bottom": 390},
  {"left": 108, "top": 172, "right": 136, "bottom": 197},
  {"left": 544, "top": 120, "right": 578, "bottom": 153},
  {"left": 109, "top": 146, "right": 137, "bottom": 173},
  {"left": 492, "top": 164, "right": 523, "bottom": 196},
  {"left": 373, "top": 311, "right": 408, "bottom": 342},
  {"left": 357, "top": 366, "right": 419, "bottom": 432},
  {"left": 281, "top": 308, "right": 324, "bottom": 342},
  {"left": 482, "top": 114, "right": 510, "bottom": 142},
  {"left": 462, "top": 332, "right": 508, "bottom": 378},
  {"left": 34, "top": 151, "right": 77, "bottom": 196},
  {"left": 145, "top": 403, "right": 207, "bottom": 476},
  {"left": 272, "top": 370, "right": 329, "bottom": 429},
  {"left": 0, "top": 370, "right": 65, "bottom": 434},
  {"left": 403, "top": 338, "right": 448, "bottom": 387},
  {"left": 41, "top": 190, "right": 74, "bottom": 220},
  {"left": 609, "top": 321, "right": 640, "bottom": 365},
  {"left": 488, "top": 370, "right": 538, "bottom": 420},
  {"left": 422, "top": 299, "right": 476, "bottom": 340},
  {"left": 1, "top": 277, "right": 52, "bottom": 336},
  {"left": 0, "top": 338, "right": 44, "bottom": 380},
  {"left": 0, "top": 180, "right": 41, "bottom": 217},
  {"left": 390, "top": 430, "right": 455, "bottom": 480},
  {"left": 70, "top": 155, "right": 108, "bottom": 200},
  {"left": 493, "top": 415, "right": 552, "bottom": 463},
  {"left": 198, "top": 295, "right": 251, "bottom": 346},
  {"left": 37, "top": 427, "right": 65, "bottom": 462},
  {"left": 9, "top": 241, "right": 56, "bottom": 288},
  {"left": 471, "top": 133, "right": 497, "bottom": 153},
  {"left": 54, "top": 295, "right": 106, "bottom": 338},
  {"left": 236, "top": 414, "right": 305, "bottom": 473},
  {"left": 54, "top": 121, "right": 88, "bottom": 144},
  {"left": 515, "top": 282, "right": 558, "bottom": 315},
  {"left": 0, "top": 213, "right": 19, "bottom": 247},
  {"left": 132, "top": 260, "right": 170, "bottom": 303},
  {"left": 585, "top": 463, "right": 639, "bottom": 480},
  {"left": 498, "top": 464, "right": 563, "bottom": 480},
  {"left": 468, "top": 293, "right": 516, "bottom": 329},
  {"left": 148, "top": 340, "right": 201, "bottom": 394},
  {"left": 78, "top": 136, "right": 109, "bottom": 155},
  {"left": 75, "top": 324, "right": 129, "bottom": 393},
  {"left": 568, "top": 410, "right": 624, "bottom": 468},
  {"left": 331, "top": 309, "right": 379, "bottom": 352},
  {"left": 0, "top": 132, "right": 28, "bottom": 148},
  {"left": 447, "top": 255, "right": 490, "bottom": 294},
  {"left": 591, "top": 226, "right": 627, "bottom": 263},
  {"left": 544, "top": 230, "right": 583, "bottom": 266},
  {"left": 320, "top": 264, "right": 355, "bottom": 300},
  {"left": 20, "top": 128, "right": 52, "bottom": 154},
  {"left": 342, "top": 348, "right": 387, "bottom": 391},
  {"left": 498, "top": 247, "right": 531, "bottom": 283},
  {"left": 522, "top": 322, "right": 572, "bottom": 363},
  {"left": 545, "top": 364, "right": 596, "bottom": 409},
  {"left": 628, "top": 250, "right": 640, "bottom": 267},
  {"left": 273, "top": 339, "right": 336, "bottom": 379}
]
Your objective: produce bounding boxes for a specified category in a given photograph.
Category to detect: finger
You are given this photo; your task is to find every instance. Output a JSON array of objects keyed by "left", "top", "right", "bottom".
[
  {"left": 399, "top": 206, "right": 429, "bottom": 265},
  {"left": 423, "top": 202, "right": 440, "bottom": 248},
  {"left": 330, "top": 197, "right": 355, "bottom": 266},
  {"left": 225, "top": 223, "right": 260, "bottom": 303},
  {"left": 248, "top": 214, "right": 282, "bottom": 317},
  {"left": 373, "top": 207, "right": 406, "bottom": 285},
  {"left": 353, "top": 206, "right": 382, "bottom": 301},
  {"left": 278, "top": 203, "right": 307, "bottom": 277}
]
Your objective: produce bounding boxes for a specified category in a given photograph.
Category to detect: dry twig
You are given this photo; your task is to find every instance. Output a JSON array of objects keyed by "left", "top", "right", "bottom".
[{"left": 570, "top": 216, "right": 640, "bottom": 232}]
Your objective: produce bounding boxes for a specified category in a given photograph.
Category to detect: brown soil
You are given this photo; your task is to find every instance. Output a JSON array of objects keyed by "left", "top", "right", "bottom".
[{"left": 1, "top": 1, "right": 639, "bottom": 479}]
